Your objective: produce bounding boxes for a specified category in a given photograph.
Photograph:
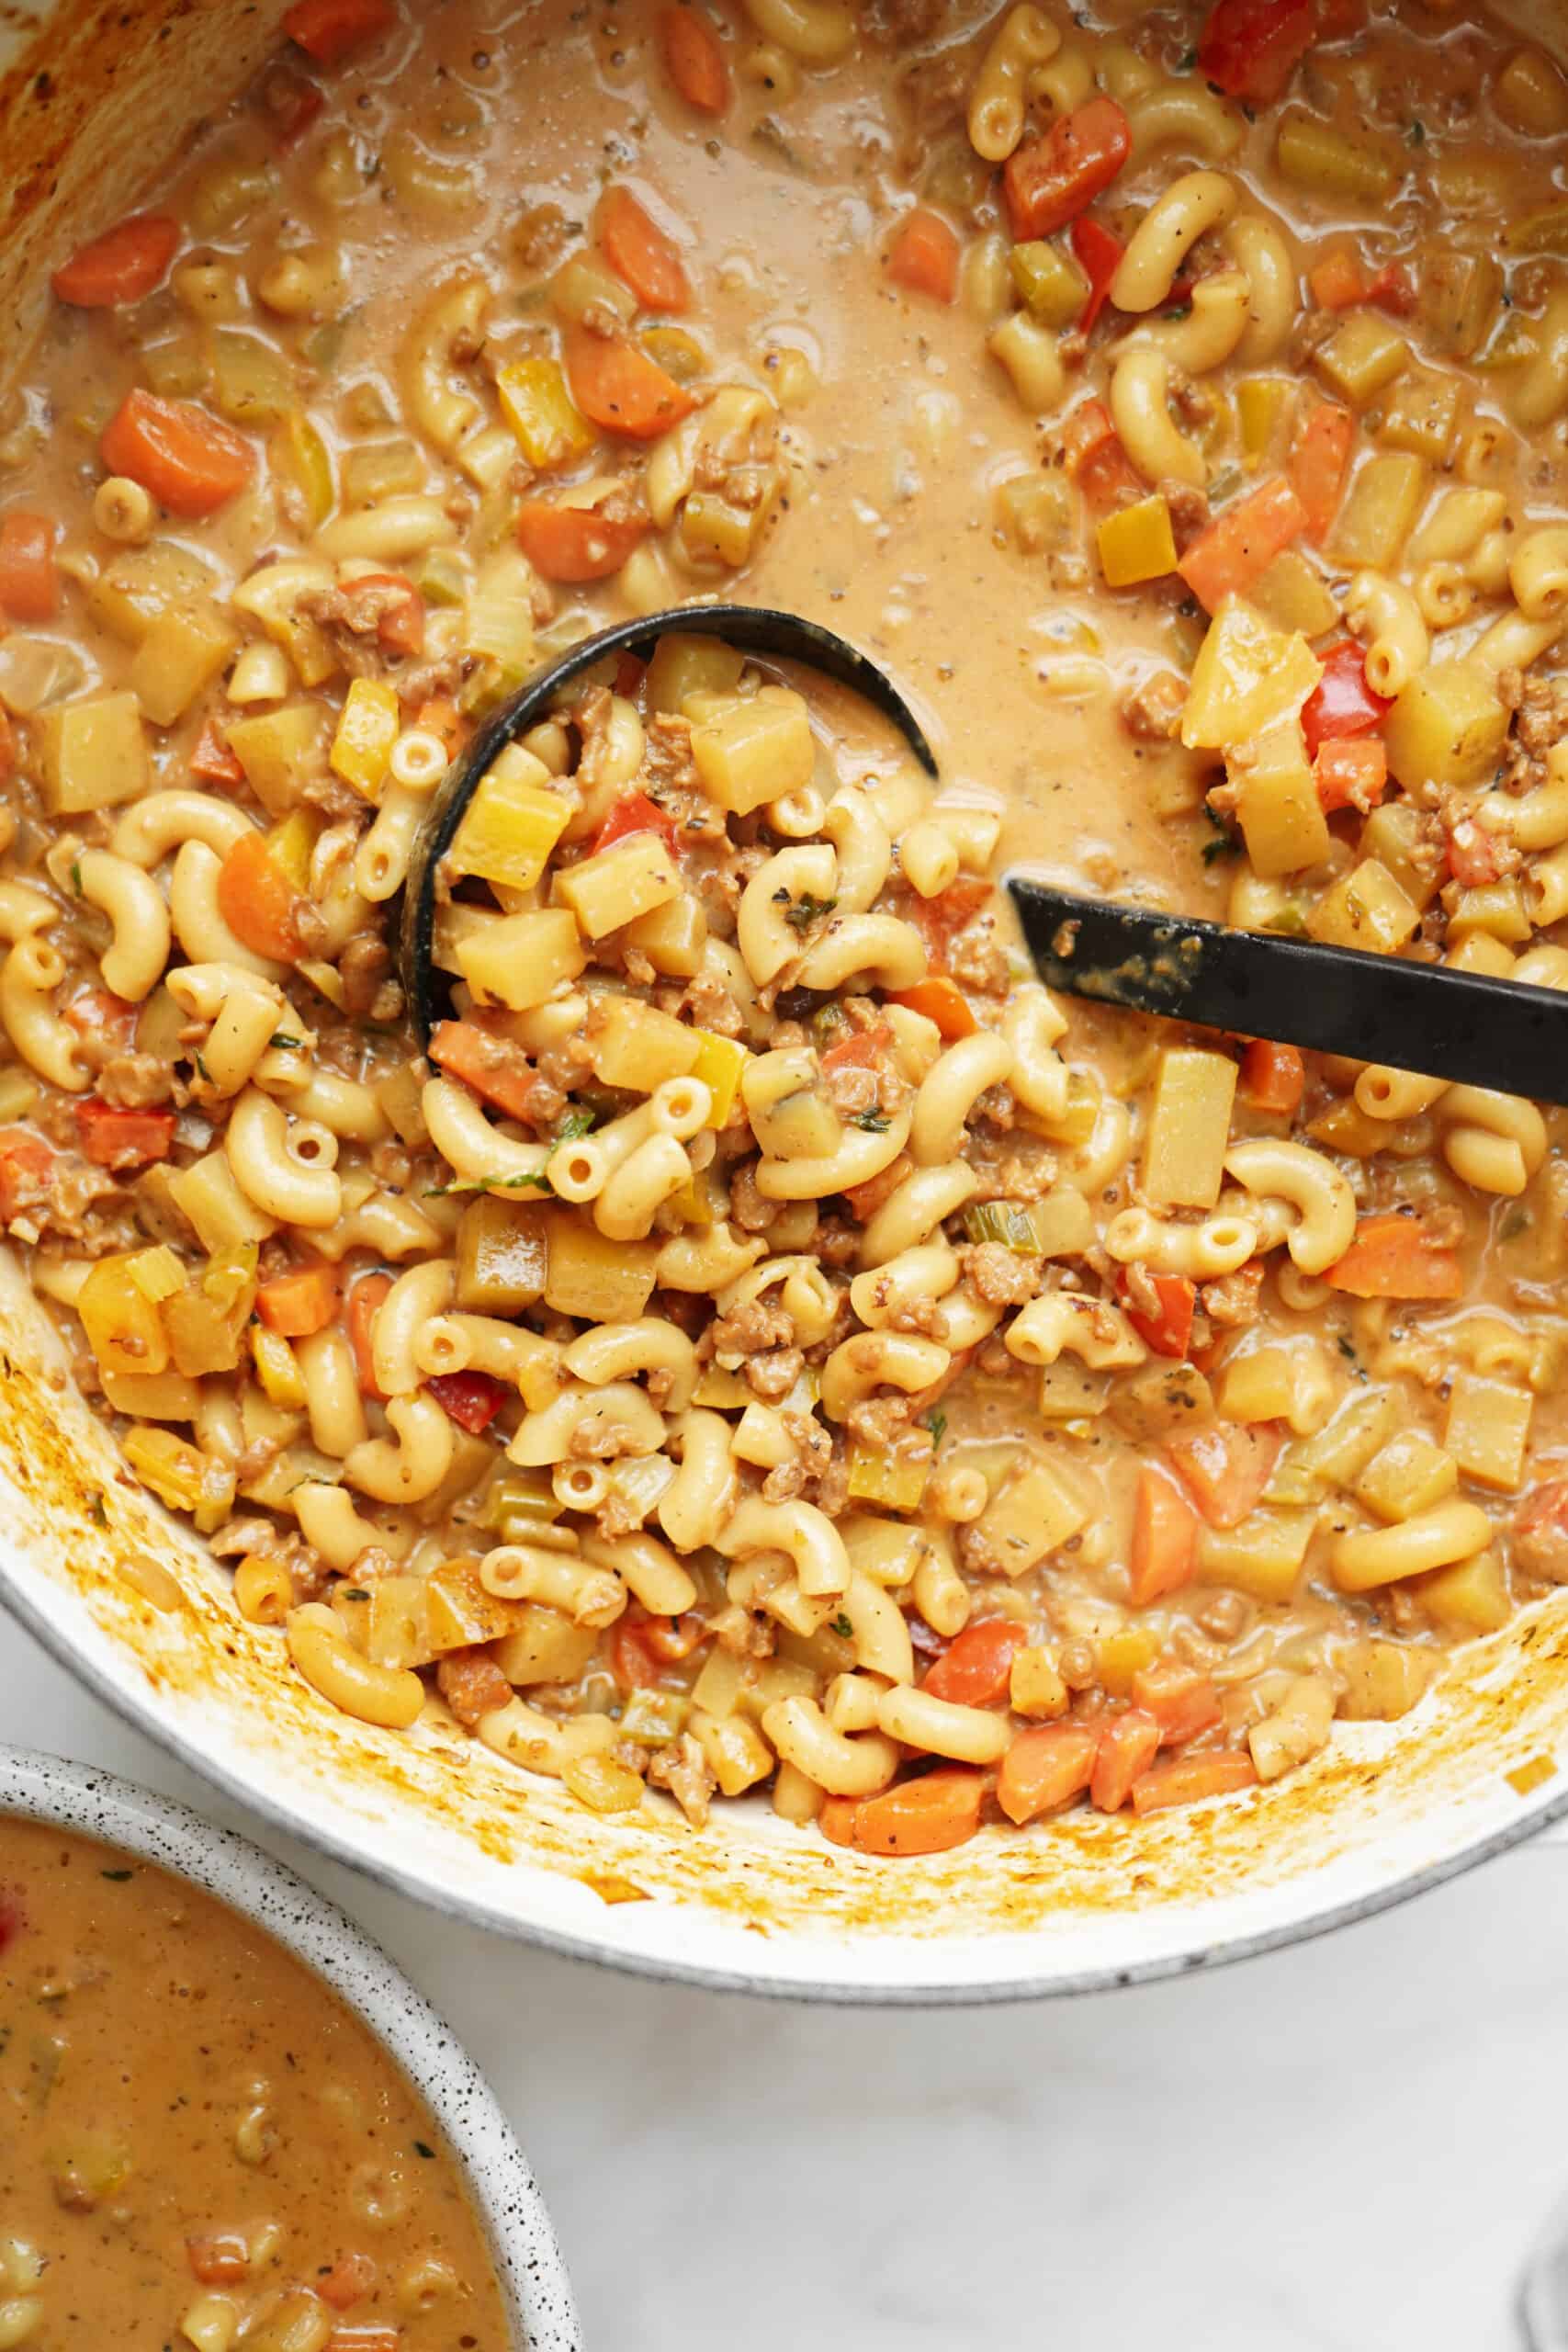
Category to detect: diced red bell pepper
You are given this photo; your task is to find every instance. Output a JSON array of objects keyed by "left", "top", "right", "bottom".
[
  {"left": 1118, "top": 1270, "right": 1196, "bottom": 1360},
  {"left": 73, "top": 1100, "right": 175, "bottom": 1170},
  {"left": 425, "top": 1369, "right": 509, "bottom": 1434},
  {"left": 590, "top": 790, "right": 680, "bottom": 855},
  {"left": 1300, "top": 639, "right": 1391, "bottom": 759},
  {"left": 1198, "top": 0, "right": 1318, "bottom": 104}
]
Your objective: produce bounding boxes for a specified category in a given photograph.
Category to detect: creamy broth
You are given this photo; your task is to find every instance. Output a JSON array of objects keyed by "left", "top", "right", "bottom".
[
  {"left": 0, "top": 1817, "right": 512, "bottom": 2350},
  {"left": 2, "top": 0, "right": 1568, "bottom": 1857}
]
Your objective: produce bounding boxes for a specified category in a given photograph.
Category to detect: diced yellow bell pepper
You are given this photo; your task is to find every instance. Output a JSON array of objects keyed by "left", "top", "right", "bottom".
[
  {"left": 1236, "top": 377, "right": 1292, "bottom": 466},
  {"left": 270, "top": 411, "right": 335, "bottom": 531},
  {"left": 1096, "top": 493, "right": 1178, "bottom": 588},
  {"left": 122, "top": 1426, "right": 237, "bottom": 1534},
  {"left": 266, "top": 808, "right": 320, "bottom": 893},
  {"left": 329, "top": 676, "right": 401, "bottom": 800},
  {"left": 496, "top": 358, "right": 596, "bottom": 470},
  {"left": 686, "top": 1028, "right": 750, "bottom": 1127},
  {"left": 251, "top": 1324, "right": 308, "bottom": 1409},
  {"left": 449, "top": 751, "right": 570, "bottom": 891},
  {"left": 1180, "top": 599, "right": 1323, "bottom": 751}
]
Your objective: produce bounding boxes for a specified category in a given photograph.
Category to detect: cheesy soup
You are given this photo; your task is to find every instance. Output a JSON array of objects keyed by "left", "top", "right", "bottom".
[{"left": 1, "top": 0, "right": 1567, "bottom": 1856}]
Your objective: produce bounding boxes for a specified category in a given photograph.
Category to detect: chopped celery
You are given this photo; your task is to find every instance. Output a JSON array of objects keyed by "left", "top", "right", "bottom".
[
  {"left": 1009, "top": 240, "right": 1088, "bottom": 327},
  {"left": 617, "top": 1689, "right": 691, "bottom": 1742},
  {"left": 961, "top": 1200, "right": 1044, "bottom": 1253},
  {"left": 410, "top": 547, "right": 467, "bottom": 607},
  {"left": 484, "top": 1467, "right": 563, "bottom": 1541}
]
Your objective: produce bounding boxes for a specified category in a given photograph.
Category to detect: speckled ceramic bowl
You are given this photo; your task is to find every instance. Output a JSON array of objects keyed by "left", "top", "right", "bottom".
[{"left": 0, "top": 1744, "right": 581, "bottom": 2352}]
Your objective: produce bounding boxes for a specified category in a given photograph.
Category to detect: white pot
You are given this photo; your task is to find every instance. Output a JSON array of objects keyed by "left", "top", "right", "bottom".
[
  {"left": 0, "top": 1739, "right": 581, "bottom": 2347},
  {"left": 3, "top": 0, "right": 1567, "bottom": 2005}
]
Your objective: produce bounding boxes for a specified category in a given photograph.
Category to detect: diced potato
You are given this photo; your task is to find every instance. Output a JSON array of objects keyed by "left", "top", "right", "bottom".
[
  {"left": 1359, "top": 799, "right": 1443, "bottom": 908},
  {"left": 1314, "top": 314, "right": 1409, "bottom": 410},
  {"left": 1445, "top": 877, "right": 1530, "bottom": 945},
  {"left": 1198, "top": 1510, "right": 1316, "bottom": 1603},
  {"left": 690, "top": 685, "right": 815, "bottom": 814},
  {"left": 1141, "top": 1046, "right": 1238, "bottom": 1210},
  {"left": 455, "top": 909, "right": 587, "bottom": 1011},
  {"left": 1417, "top": 246, "right": 1503, "bottom": 362},
  {"left": 224, "top": 705, "right": 330, "bottom": 819},
  {"left": 1276, "top": 107, "right": 1402, "bottom": 202},
  {"left": 493, "top": 1603, "right": 598, "bottom": 1687},
  {"left": 86, "top": 542, "right": 218, "bottom": 646},
  {"left": 555, "top": 834, "right": 682, "bottom": 938},
  {"left": 77, "top": 1253, "right": 172, "bottom": 1379},
  {"left": 456, "top": 1195, "right": 549, "bottom": 1312},
  {"left": 1231, "top": 719, "right": 1331, "bottom": 879},
  {"left": 645, "top": 631, "right": 747, "bottom": 714},
  {"left": 38, "top": 691, "right": 147, "bottom": 814},
  {"left": 1495, "top": 45, "right": 1568, "bottom": 137},
  {"left": 1268, "top": 1389, "right": 1397, "bottom": 1502},
  {"left": 1416, "top": 1548, "right": 1511, "bottom": 1634},
  {"left": 1353, "top": 1432, "right": 1460, "bottom": 1522},
  {"left": 1106, "top": 1364, "right": 1213, "bottom": 1442},
  {"left": 425, "top": 1554, "right": 525, "bottom": 1654},
  {"left": 1443, "top": 1374, "right": 1533, "bottom": 1491},
  {"left": 129, "top": 604, "right": 238, "bottom": 728},
  {"left": 589, "top": 996, "right": 700, "bottom": 1091},
  {"left": 97, "top": 1367, "right": 203, "bottom": 1421},
  {"left": 329, "top": 676, "right": 401, "bottom": 800},
  {"left": 1038, "top": 1360, "right": 1110, "bottom": 1421},
  {"left": 122, "top": 1426, "right": 236, "bottom": 1533},
  {"left": 1010, "top": 1645, "right": 1068, "bottom": 1718},
  {"left": 1327, "top": 452, "right": 1427, "bottom": 571},
  {"left": 1383, "top": 661, "right": 1508, "bottom": 793},
  {"left": 692, "top": 1709, "right": 773, "bottom": 1796},
  {"left": 1246, "top": 550, "right": 1339, "bottom": 639},
  {"left": 1097, "top": 493, "right": 1178, "bottom": 587},
  {"left": 1305, "top": 858, "right": 1421, "bottom": 953},
  {"left": 1378, "top": 368, "right": 1463, "bottom": 464},
  {"left": 623, "top": 893, "right": 708, "bottom": 978},
  {"left": 543, "top": 1214, "right": 659, "bottom": 1320},
  {"left": 210, "top": 327, "right": 295, "bottom": 425},
  {"left": 1337, "top": 1638, "right": 1437, "bottom": 1720},
  {"left": 1096, "top": 1623, "right": 1162, "bottom": 1697},
  {"left": 995, "top": 471, "right": 1072, "bottom": 554},
  {"left": 1180, "top": 600, "right": 1323, "bottom": 751},
  {"left": 974, "top": 1459, "right": 1088, "bottom": 1576},
  {"left": 272, "top": 410, "right": 335, "bottom": 531},
  {"left": 449, "top": 750, "right": 569, "bottom": 890},
  {"left": 1219, "top": 1341, "right": 1334, "bottom": 1433}
]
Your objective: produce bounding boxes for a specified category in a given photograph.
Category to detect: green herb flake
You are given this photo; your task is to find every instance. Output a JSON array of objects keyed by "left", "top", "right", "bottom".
[
  {"left": 831, "top": 1613, "right": 853, "bottom": 1639},
  {"left": 784, "top": 891, "right": 837, "bottom": 933},
  {"left": 1407, "top": 119, "right": 1426, "bottom": 145},
  {"left": 70, "top": 860, "right": 83, "bottom": 897},
  {"left": 921, "top": 1408, "right": 947, "bottom": 1450},
  {"left": 100, "top": 1868, "right": 133, "bottom": 1882},
  {"left": 1178, "top": 42, "right": 1198, "bottom": 69},
  {"left": 89, "top": 1491, "right": 107, "bottom": 1528},
  {"left": 852, "top": 1109, "right": 891, "bottom": 1134},
  {"left": 269, "top": 1033, "right": 301, "bottom": 1049},
  {"left": 413, "top": 2139, "right": 436, "bottom": 2160}
]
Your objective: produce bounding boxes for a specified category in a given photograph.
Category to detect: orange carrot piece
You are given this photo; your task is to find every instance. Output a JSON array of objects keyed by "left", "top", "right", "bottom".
[
  {"left": 885, "top": 978, "right": 978, "bottom": 1040},
  {"left": 1003, "top": 96, "right": 1131, "bottom": 242},
  {"left": 52, "top": 213, "right": 179, "bottom": 307},
  {"left": 819, "top": 1795, "right": 859, "bottom": 1849},
  {"left": 1164, "top": 1421, "right": 1280, "bottom": 1531},
  {"left": 1314, "top": 736, "right": 1387, "bottom": 815},
  {"left": 186, "top": 2233, "right": 250, "bottom": 2286},
  {"left": 100, "top": 390, "right": 254, "bottom": 519},
  {"left": 1130, "top": 1751, "right": 1258, "bottom": 1815},
  {"left": 73, "top": 1101, "right": 175, "bottom": 1169},
  {"left": 415, "top": 696, "right": 465, "bottom": 757},
  {"left": 346, "top": 1272, "right": 393, "bottom": 1398},
  {"left": 282, "top": 0, "right": 391, "bottom": 64},
  {"left": 428, "top": 1020, "right": 540, "bottom": 1124},
  {"left": 596, "top": 186, "right": 691, "bottom": 313},
  {"left": 920, "top": 1618, "right": 1025, "bottom": 1709},
  {"left": 1288, "top": 401, "right": 1355, "bottom": 545},
  {"left": 887, "top": 208, "right": 960, "bottom": 304},
  {"left": 562, "top": 323, "right": 696, "bottom": 441},
  {"left": 217, "top": 831, "right": 305, "bottom": 963},
  {"left": 190, "top": 719, "right": 245, "bottom": 785},
  {"left": 0, "top": 514, "right": 59, "bottom": 622},
  {"left": 1127, "top": 1465, "right": 1200, "bottom": 1606},
  {"left": 1177, "top": 476, "right": 1305, "bottom": 611},
  {"left": 841, "top": 1151, "right": 912, "bottom": 1225},
  {"left": 847, "top": 1769, "right": 987, "bottom": 1857},
  {"left": 517, "top": 497, "right": 649, "bottom": 582},
  {"left": 818, "top": 1020, "right": 893, "bottom": 1078},
  {"left": 1130, "top": 1659, "right": 1224, "bottom": 1747},
  {"left": 1240, "top": 1038, "right": 1304, "bottom": 1114},
  {"left": 1090, "top": 1709, "right": 1162, "bottom": 1812},
  {"left": 315, "top": 2254, "right": 378, "bottom": 2312},
  {"left": 255, "top": 1262, "right": 343, "bottom": 1339},
  {"left": 658, "top": 5, "right": 730, "bottom": 113},
  {"left": 997, "top": 1724, "right": 1098, "bottom": 1825},
  {"left": 0, "top": 1130, "right": 51, "bottom": 1222},
  {"left": 1307, "top": 244, "right": 1369, "bottom": 310},
  {"left": 1325, "top": 1211, "right": 1465, "bottom": 1300}
]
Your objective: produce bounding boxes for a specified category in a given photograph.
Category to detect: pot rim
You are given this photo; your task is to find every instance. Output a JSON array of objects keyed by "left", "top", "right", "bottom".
[
  {"left": 0, "top": 1734, "right": 581, "bottom": 2347},
  {"left": 5, "top": 1574, "right": 1561, "bottom": 2006}
]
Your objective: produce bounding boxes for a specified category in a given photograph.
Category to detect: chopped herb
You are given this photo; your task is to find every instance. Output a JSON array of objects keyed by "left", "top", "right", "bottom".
[
  {"left": 1162, "top": 300, "right": 1193, "bottom": 321},
  {"left": 784, "top": 891, "right": 837, "bottom": 933},
  {"left": 549, "top": 1108, "right": 597, "bottom": 1150},
  {"left": 342, "top": 1587, "right": 370, "bottom": 1601},
  {"left": 413, "top": 2139, "right": 436, "bottom": 2160},
  {"left": 1406, "top": 119, "right": 1426, "bottom": 145},
  {"left": 1201, "top": 807, "right": 1241, "bottom": 865},
  {"left": 89, "top": 1490, "right": 107, "bottom": 1527},
  {"left": 100, "top": 1868, "right": 133, "bottom": 1882},
  {"left": 194, "top": 1051, "right": 212, "bottom": 1084},
  {"left": 920, "top": 1408, "right": 947, "bottom": 1450},
  {"left": 852, "top": 1108, "right": 891, "bottom": 1133},
  {"left": 1177, "top": 42, "right": 1198, "bottom": 68},
  {"left": 1502, "top": 1205, "right": 1530, "bottom": 1239},
  {"left": 831, "top": 1613, "right": 853, "bottom": 1639},
  {"left": 70, "top": 859, "right": 83, "bottom": 897},
  {"left": 1336, "top": 1334, "right": 1359, "bottom": 1364},
  {"left": 269, "top": 1033, "right": 301, "bottom": 1049}
]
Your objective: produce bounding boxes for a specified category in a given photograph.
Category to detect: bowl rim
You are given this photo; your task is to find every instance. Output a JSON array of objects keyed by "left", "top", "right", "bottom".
[
  {"left": 0, "top": 1737, "right": 581, "bottom": 2352},
  {"left": 6, "top": 1573, "right": 1564, "bottom": 2006}
]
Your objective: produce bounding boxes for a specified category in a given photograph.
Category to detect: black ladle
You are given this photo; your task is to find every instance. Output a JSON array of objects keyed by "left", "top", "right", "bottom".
[{"left": 400, "top": 604, "right": 937, "bottom": 1039}]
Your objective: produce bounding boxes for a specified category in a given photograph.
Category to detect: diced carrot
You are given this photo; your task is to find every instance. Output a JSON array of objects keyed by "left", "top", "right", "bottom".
[
  {"left": 1287, "top": 401, "right": 1355, "bottom": 546},
  {"left": 819, "top": 1020, "right": 893, "bottom": 1078},
  {"left": 596, "top": 186, "right": 691, "bottom": 313},
  {"left": 1314, "top": 736, "right": 1387, "bottom": 815},
  {"left": 1445, "top": 814, "right": 1508, "bottom": 888},
  {"left": 258, "top": 62, "right": 325, "bottom": 146},
  {"left": 819, "top": 1795, "right": 859, "bottom": 1849},
  {"left": 842, "top": 1151, "right": 912, "bottom": 1224},
  {"left": 1300, "top": 638, "right": 1389, "bottom": 756},
  {"left": 1177, "top": 476, "right": 1305, "bottom": 612},
  {"left": 658, "top": 4, "right": 730, "bottom": 114},
  {"left": 1240, "top": 1038, "right": 1304, "bottom": 1114},
  {"left": 591, "top": 790, "right": 680, "bottom": 854},
  {"left": 887, "top": 208, "right": 960, "bottom": 304},
  {"left": 1165, "top": 1420, "right": 1281, "bottom": 1530},
  {"left": 0, "top": 709, "right": 15, "bottom": 789},
  {"left": 52, "top": 213, "right": 179, "bottom": 307},
  {"left": 348, "top": 570, "right": 423, "bottom": 656},
  {"left": 425, "top": 1370, "right": 509, "bottom": 1433},
  {"left": 903, "top": 876, "right": 991, "bottom": 978},
  {"left": 1308, "top": 243, "right": 1371, "bottom": 311},
  {"left": 190, "top": 719, "right": 245, "bottom": 785},
  {"left": 1090, "top": 1709, "right": 1162, "bottom": 1812},
  {"left": 0, "top": 513, "right": 59, "bottom": 622},
  {"left": 1324, "top": 1211, "right": 1465, "bottom": 1300},
  {"left": 100, "top": 390, "right": 254, "bottom": 519},
  {"left": 415, "top": 697, "right": 466, "bottom": 758},
  {"left": 920, "top": 1618, "right": 1025, "bottom": 1709},
  {"left": 563, "top": 323, "right": 695, "bottom": 441},
  {"left": 428, "top": 1020, "right": 541, "bottom": 1125},
  {"left": 610, "top": 1609, "right": 706, "bottom": 1689},
  {"left": 845, "top": 1769, "right": 987, "bottom": 1857},
  {"left": 1003, "top": 96, "right": 1131, "bottom": 243},
  {"left": 316, "top": 2254, "right": 378, "bottom": 2312},
  {"left": 346, "top": 1272, "right": 393, "bottom": 1398},
  {"left": 62, "top": 989, "right": 136, "bottom": 1050},
  {"left": 517, "top": 496, "right": 650, "bottom": 582},
  {"left": 1070, "top": 214, "right": 1124, "bottom": 334},
  {"left": 1057, "top": 396, "right": 1141, "bottom": 508},
  {"left": 998, "top": 1724, "right": 1098, "bottom": 1825},
  {"left": 255, "top": 1262, "right": 343, "bottom": 1338},
  {"left": 186, "top": 2233, "right": 250, "bottom": 2286},
  {"left": 885, "top": 978, "right": 977, "bottom": 1039},
  {"left": 1130, "top": 1659, "right": 1223, "bottom": 1747},
  {"left": 1127, "top": 1465, "right": 1200, "bottom": 1606},
  {"left": 73, "top": 1101, "right": 175, "bottom": 1170},
  {"left": 0, "top": 514, "right": 56, "bottom": 628},
  {"left": 282, "top": 0, "right": 391, "bottom": 65},
  {"left": 1119, "top": 1270, "right": 1196, "bottom": 1362},
  {"left": 0, "top": 1130, "right": 54, "bottom": 1222},
  {"left": 217, "top": 831, "right": 305, "bottom": 963},
  {"left": 435, "top": 1650, "right": 513, "bottom": 1730},
  {"left": 1130, "top": 1751, "right": 1258, "bottom": 1815},
  {"left": 1198, "top": 0, "right": 1317, "bottom": 103}
]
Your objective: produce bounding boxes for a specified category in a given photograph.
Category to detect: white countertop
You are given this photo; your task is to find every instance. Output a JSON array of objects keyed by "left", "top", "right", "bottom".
[{"left": 4, "top": 1607, "right": 1560, "bottom": 2352}]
